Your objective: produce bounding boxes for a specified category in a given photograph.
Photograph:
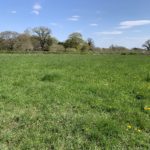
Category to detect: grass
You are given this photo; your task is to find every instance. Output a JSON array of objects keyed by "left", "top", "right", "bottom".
[
  {"left": 145, "top": 73, "right": 150, "bottom": 82},
  {"left": 0, "top": 54, "right": 150, "bottom": 149}
]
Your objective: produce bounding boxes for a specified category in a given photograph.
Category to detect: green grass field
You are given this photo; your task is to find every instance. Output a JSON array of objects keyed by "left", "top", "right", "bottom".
[{"left": 0, "top": 54, "right": 150, "bottom": 149}]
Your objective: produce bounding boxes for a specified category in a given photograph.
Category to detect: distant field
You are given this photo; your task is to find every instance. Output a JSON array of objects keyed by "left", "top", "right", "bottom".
[{"left": 0, "top": 54, "right": 150, "bottom": 149}]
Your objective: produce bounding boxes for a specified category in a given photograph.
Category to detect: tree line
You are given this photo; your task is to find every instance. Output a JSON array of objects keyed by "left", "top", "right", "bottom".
[
  {"left": 0, "top": 26, "right": 94, "bottom": 52},
  {"left": 0, "top": 26, "right": 150, "bottom": 52}
]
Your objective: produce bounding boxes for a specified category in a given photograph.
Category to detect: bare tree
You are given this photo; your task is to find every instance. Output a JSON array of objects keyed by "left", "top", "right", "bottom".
[
  {"left": 0, "top": 31, "right": 19, "bottom": 50},
  {"left": 143, "top": 40, "right": 150, "bottom": 51},
  {"left": 87, "top": 38, "right": 94, "bottom": 50},
  {"left": 14, "top": 34, "right": 33, "bottom": 51},
  {"left": 32, "top": 26, "right": 51, "bottom": 50}
]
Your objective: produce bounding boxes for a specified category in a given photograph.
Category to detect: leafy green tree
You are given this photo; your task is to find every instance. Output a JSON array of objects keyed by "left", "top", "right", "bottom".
[
  {"left": 64, "top": 32, "right": 84, "bottom": 50},
  {"left": 69, "top": 32, "right": 82, "bottom": 40}
]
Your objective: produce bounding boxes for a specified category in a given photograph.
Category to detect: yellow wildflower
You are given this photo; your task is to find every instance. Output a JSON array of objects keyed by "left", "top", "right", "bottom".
[
  {"left": 127, "top": 125, "right": 132, "bottom": 129},
  {"left": 144, "top": 107, "right": 150, "bottom": 110},
  {"left": 135, "top": 128, "right": 141, "bottom": 132}
]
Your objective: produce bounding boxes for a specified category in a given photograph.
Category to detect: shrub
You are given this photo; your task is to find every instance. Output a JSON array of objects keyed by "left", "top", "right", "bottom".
[
  {"left": 121, "top": 52, "right": 127, "bottom": 55},
  {"left": 128, "top": 52, "right": 137, "bottom": 55},
  {"left": 49, "top": 44, "right": 65, "bottom": 52},
  {"left": 65, "top": 48, "right": 77, "bottom": 52}
]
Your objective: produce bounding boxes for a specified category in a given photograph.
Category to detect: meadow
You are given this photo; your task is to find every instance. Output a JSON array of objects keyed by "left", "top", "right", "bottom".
[{"left": 0, "top": 54, "right": 150, "bottom": 150}]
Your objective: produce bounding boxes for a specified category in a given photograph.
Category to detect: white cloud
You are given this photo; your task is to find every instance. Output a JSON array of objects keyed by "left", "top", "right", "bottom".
[
  {"left": 119, "top": 20, "right": 150, "bottom": 29},
  {"left": 95, "top": 31, "right": 123, "bottom": 35},
  {"left": 33, "top": 3, "right": 42, "bottom": 10},
  {"left": 32, "top": 10, "right": 40, "bottom": 15},
  {"left": 124, "top": 37, "right": 149, "bottom": 40},
  {"left": 72, "top": 15, "right": 80, "bottom": 18},
  {"left": 32, "top": 3, "right": 42, "bottom": 15},
  {"left": 68, "top": 15, "right": 80, "bottom": 21},
  {"left": 90, "top": 23, "right": 98, "bottom": 26},
  {"left": 11, "top": 11, "right": 17, "bottom": 14},
  {"left": 68, "top": 18, "right": 79, "bottom": 21}
]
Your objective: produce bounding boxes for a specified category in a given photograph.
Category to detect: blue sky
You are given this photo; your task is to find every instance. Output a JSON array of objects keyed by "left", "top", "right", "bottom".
[{"left": 0, "top": 0, "right": 150, "bottom": 48}]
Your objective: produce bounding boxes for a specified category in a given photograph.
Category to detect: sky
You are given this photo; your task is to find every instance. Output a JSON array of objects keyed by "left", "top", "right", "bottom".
[{"left": 0, "top": 0, "right": 150, "bottom": 48}]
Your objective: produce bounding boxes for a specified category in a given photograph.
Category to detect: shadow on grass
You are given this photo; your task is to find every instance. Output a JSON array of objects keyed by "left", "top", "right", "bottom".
[
  {"left": 41, "top": 73, "right": 61, "bottom": 82},
  {"left": 145, "top": 73, "right": 150, "bottom": 82}
]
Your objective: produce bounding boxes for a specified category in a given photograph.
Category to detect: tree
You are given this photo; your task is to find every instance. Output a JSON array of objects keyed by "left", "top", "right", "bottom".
[
  {"left": 0, "top": 31, "right": 19, "bottom": 50},
  {"left": 143, "top": 40, "right": 150, "bottom": 51},
  {"left": 0, "top": 38, "right": 5, "bottom": 50},
  {"left": 14, "top": 34, "right": 33, "bottom": 51},
  {"left": 30, "top": 35, "right": 41, "bottom": 50},
  {"left": 64, "top": 32, "right": 84, "bottom": 50},
  {"left": 69, "top": 32, "right": 82, "bottom": 40},
  {"left": 87, "top": 38, "right": 94, "bottom": 50},
  {"left": 109, "top": 44, "right": 128, "bottom": 52},
  {"left": 24, "top": 28, "right": 33, "bottom": 36},
  {"left": 32, "top": 26, "right": 52, "bottom": 50}
]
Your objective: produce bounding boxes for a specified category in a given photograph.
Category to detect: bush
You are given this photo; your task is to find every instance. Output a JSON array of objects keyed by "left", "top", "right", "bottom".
[
  {"left": 80, "top": 44, "right": 90, "bottom": 52},
  {"left": 128, "top": 52, "right": 137, "bottom": 55},
  {"left": 121, "top": 52, "right": 127, "bottom": 55},
  {"left": 65, "top": 48, "right": 77, "bottom": 52},
  {"left": 49, "top": 44, "right": 65, "bottom": 52}
]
